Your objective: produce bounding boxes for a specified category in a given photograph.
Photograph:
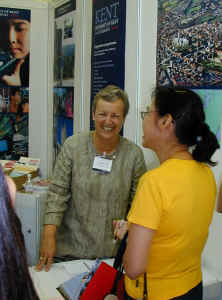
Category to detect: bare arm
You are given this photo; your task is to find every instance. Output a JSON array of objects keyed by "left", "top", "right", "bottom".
[
  {"left": 35, "top": 225, "right": 57, "bottom": 271},
  {"left": 123, "top": 223, "right": 155, "bottom": 280},
  {"left": 217, "top": 183, "right": 222, "bottom": 213}
]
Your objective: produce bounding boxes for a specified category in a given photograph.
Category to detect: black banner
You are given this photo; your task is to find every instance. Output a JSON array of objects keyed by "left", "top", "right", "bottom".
[{"left": 90, "top": 0, "right": 126, "bottom": 129}]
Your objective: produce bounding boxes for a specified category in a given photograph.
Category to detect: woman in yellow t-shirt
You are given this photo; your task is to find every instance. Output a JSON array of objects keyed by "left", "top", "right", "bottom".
[{"left": 119, "top": 87, "right": 219, "bottom": 300}]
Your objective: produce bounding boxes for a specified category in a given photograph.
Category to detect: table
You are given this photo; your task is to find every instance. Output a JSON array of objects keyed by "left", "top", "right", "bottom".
[
  {"left": 30, "top": 260, "right": 221, "bottom": 300},
  {"left": 30, "top": 259, "right": 113, "bottom": 300}
]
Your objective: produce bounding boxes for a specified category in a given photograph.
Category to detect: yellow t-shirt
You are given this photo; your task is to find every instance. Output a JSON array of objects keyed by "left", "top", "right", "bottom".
[{"left": 125, "top": 159, "right": 216, "bottom": 300}]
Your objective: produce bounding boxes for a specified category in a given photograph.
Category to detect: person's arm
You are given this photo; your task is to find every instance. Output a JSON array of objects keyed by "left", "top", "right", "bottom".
[
  {"left": 217, "top": 182, "right": 222, "bottom": 213},
  {"left": 36, "top": 138, "right": 74, "bottom": 271},
  {"left": 35, "top": 225, "right": 56, "bottom": 271},
  {"left": 113, "top": 220, "right": 128, "bottom": 240},
  {"left": 123, "top": 171, "right": 161, "bottom": 280},
  {"left": 123, "top": 223, "right": 155, "bottom": 280},
  {"left": 6, "top": 176, "right": 16, "bottom": 205},
  {"left": 113, "top": 148, "right": 146, "bottom": 240}
]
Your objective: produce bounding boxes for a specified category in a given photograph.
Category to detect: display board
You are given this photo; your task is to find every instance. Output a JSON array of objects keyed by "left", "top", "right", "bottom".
[
  {"left": 53, "top": 0, "right": 75, "bottom": 164},
  {"left": 194, "top": 89, "right": 222, "bottom": 144},
  {"left": 156, "top": 0, "right": 222, "bottom": 89},
  {"left": 0, "top": 7, "right": 30, "bottom": 160},
  {"left": 90, "top": 0, "right": 126, "bottom": 129}
]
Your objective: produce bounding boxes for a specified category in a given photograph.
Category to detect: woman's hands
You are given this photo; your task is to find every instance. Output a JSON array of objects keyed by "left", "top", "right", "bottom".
[
  {"left": 35, "top": 225, "right": 57, "bottom": 272},
  {"left": 113, "top": 220, "right": 128, "bottom": 240}
]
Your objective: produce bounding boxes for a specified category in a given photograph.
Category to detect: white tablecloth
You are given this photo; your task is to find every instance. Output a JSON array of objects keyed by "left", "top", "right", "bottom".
[
  {"left": 30, "top": 260, "right": 221, "bottom": 300},
  {"left": 30, "top": 259, "right": 114, "bottom": 300}
]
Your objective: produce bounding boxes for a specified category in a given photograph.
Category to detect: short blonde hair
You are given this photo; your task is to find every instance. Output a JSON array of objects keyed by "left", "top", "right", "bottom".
[{"left": 92, "top": 85, "right": 129, "bottom": 117}]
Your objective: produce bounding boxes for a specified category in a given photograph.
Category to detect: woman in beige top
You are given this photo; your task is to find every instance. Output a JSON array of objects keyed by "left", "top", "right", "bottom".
[{"left": 36, "top": 85, "right": 146, "bottom": 271}]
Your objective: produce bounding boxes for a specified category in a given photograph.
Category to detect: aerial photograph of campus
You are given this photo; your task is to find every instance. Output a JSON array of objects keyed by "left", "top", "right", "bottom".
[{"left": 157, "top": 0, "right": 222, "bottom": 88}]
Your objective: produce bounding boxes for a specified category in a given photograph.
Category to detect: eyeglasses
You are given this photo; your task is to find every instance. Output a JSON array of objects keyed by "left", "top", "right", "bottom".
[{"left": 140, "top": 107, "right": 158, "bottom": 120}]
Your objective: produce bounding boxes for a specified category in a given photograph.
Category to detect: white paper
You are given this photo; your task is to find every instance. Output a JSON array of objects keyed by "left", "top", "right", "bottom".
[{"left": 29, "top": 259, "right": 115, "bottom": 300}]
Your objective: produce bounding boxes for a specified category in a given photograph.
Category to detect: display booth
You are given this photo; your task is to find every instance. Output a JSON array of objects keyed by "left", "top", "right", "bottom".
[{"left": 0, "top": 1, "right": 222, "bottom": 299}]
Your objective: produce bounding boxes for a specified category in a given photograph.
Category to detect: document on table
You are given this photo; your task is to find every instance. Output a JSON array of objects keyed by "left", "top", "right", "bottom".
[
  {"left": 29, "top": 259, "right": 114, "bottom": 300},
  {"left": 30, "top": 264, "right": 70, "bottom": 300}
]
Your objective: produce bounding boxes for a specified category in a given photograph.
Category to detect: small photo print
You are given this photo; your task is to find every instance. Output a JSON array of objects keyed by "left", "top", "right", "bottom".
[{"left": 0, "top": 87, "right": 29, "bottom": 160}]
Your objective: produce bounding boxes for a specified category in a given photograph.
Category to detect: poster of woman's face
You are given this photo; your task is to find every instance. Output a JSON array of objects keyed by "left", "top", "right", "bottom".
[{"left": 0, "top": 7, "right": 31, "bottom": 87}]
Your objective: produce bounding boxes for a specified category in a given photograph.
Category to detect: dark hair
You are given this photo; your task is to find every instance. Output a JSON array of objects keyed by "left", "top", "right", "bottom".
[
  {"left": 92, "top": 85, "right": 129, "bottom": 118},
  {"left": 0, "top": 166, "right": 39, "bottom": 300},
  {"left": 152, "top": 86, "right": 219, "bottom": 166}
]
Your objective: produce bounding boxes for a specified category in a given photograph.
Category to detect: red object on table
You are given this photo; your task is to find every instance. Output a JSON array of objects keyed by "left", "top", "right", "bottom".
[{"left": 79, "top": 262, "right": 117, "bottom": 300}]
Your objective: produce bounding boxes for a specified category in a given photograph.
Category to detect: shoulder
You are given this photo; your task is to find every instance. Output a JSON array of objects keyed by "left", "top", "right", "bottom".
[
  {"left": 199, "top": 163, "right": 216, "bottom": 189},
  {"left": 139, "top": 170, "right": 154, "bottom": 185},
  {"left": 138, "top": 164, "right": 166, "bottom": 187},
  {"left": 201, "top": 162, "right": 215, "bottom": 177},
  {"left": 63, "top": 131, "right": 91, "bottom": 150},
  {"left": 119, "top": 136, "right": 144, "bottom": 155},
  {"left": 141, "top": 159, "right": 216, "bottom": 188}
]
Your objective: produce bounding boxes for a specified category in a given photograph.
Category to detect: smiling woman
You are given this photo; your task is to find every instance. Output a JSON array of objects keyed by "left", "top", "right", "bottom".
[
  {"left": 92, "top": 85, "right": 129, "bottom": 155},
  {"left": 93, "top": 98, "right": 125, "bottom": 154},
  {"left": 36, "top": 85, "right": 147, "bottom": 272}
]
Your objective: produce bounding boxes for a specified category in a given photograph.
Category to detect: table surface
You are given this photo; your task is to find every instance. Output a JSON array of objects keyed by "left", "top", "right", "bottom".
[
  {"left": 30, "top": 259, "right": 221, "bottom": 300},
  {"left": 30, "top": 259, "right": 114, "bottom": 300}
]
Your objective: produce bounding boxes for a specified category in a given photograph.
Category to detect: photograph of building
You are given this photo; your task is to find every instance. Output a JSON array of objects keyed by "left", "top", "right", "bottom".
[{"left": 157, "top": 0, "right": 222, "bottom": 88}]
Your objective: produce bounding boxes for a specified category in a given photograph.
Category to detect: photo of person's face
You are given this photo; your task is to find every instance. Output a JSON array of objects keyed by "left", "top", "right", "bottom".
[{"left": 8, "top": 19, "right": 30, "bottom": 59}]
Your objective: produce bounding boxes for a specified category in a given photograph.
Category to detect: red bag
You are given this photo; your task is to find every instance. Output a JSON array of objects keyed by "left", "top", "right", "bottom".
[
  {"left": 79, "top": 234, "right": 128, "bottom": 300},
  {"left": 79, "top": 262, "right": 123, "bottom": 300}
]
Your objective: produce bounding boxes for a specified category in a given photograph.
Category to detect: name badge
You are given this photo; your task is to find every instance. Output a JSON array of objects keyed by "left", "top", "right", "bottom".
[{"left": 92, "top": 156, "right": 113, "bottom": 173}]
